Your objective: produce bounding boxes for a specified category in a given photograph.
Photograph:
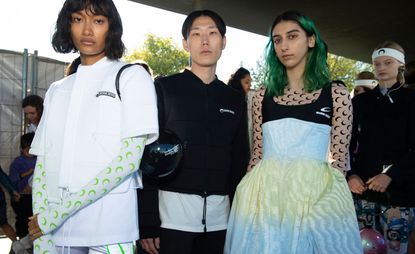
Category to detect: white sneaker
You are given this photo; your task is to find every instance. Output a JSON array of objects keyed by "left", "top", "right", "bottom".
[
  {"left": 19, "top": 235, "right": 32, "bottom": 249},
  {"left": 11, "top": 241, "right": 29, "bottom": 254}
]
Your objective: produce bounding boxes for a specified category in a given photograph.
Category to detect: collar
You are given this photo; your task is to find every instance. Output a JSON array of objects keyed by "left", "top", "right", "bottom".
[
  {"left": 183, "top": 69, "right": 219, "bottom": 86},
  {"left": 374, "top": 82, "right": 401, "bottom": 93},
  {"left": 77, "top": 57, "right": 116, "bottom": 72}
]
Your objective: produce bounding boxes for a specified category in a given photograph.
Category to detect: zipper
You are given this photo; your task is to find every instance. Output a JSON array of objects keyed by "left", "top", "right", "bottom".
[{"left": 202, "top": 85, "right": 209, "bottom": 233}]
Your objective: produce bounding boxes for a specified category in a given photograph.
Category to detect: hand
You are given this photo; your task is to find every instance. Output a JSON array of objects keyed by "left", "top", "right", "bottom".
[
  {"left": 28, "top": 214, "right": 43, "bottom": 241},
  {"left": 12, "top": 191, "right": 21, "bottom": 202},
  {"left": 348, "top": 174, "right": 367, "bottom": 194},
  {"left": 366, "top": 173, "right": 392, "bottom": 192},
  {"left": 20, "top": 168, "right": 34, "bottom": 178},
  {"left": 140, "top": 237, "right": 160, "bottom": 254},
  {"left": 22, "top": 185, "right": 32, "bottom": 194}
]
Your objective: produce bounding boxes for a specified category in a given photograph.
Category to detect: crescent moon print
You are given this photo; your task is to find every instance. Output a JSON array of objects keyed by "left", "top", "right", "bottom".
[
  {"left": 249, "top": 88, "right": 264, "bottom": 170},
  {"left": 328, "top": 83, "right": 352, "bottom": 173}
]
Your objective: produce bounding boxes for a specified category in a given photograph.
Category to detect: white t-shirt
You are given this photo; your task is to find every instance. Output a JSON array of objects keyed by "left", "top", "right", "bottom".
[
  {"left": 159, "top": 190, "right": 230, "bottom": 233},
  {"left": 30, "top": 57, "right": 158, "bottom": 246},
  {"left": 26, "top": 123, "right": 37, "bottom": 133}
]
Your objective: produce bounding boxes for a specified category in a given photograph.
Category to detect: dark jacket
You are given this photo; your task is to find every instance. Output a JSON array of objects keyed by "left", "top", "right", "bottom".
[
  {"left": 0, "top": 165, "right": 18, "bottom": 196},
  {"left": 349, "top": 83, "right": 415, "bottom": 207},
  {"left": 138, "top": 70, "right": 250, "bottom": 238}
]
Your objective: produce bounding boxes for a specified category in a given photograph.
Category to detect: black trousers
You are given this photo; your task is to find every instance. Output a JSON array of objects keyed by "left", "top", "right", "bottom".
[
  {"left": 159, "top": 228, "right": 226, "bottom": 254},
  {"left": 11, "top": 194, "right": 32, "bottom": 238}
]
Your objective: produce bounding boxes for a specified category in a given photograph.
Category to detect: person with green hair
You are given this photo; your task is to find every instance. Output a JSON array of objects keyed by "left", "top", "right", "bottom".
[{"left": 224, "top": 10, "right": 362, "bottom": 253}]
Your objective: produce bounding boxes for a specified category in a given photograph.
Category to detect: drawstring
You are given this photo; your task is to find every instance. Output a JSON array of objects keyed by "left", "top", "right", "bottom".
[
  {"left": 385, "top": 83, "right": 404, "bottom": 103},
  {"left": 202, "top": 193, "right": 207, "bottom": 233},
  {"left": 60, "top": 188, "right": 71, "bottom": 254}
]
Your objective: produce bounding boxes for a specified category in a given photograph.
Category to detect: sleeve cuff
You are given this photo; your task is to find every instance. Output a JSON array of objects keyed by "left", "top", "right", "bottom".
[{"left": 139, "top": 226, "right": 160, "bottom": 239}]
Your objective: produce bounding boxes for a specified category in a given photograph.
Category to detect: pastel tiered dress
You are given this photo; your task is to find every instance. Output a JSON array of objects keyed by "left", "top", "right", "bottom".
[{"left": 224, "top": 87, "right": 362, "bottom": 254}]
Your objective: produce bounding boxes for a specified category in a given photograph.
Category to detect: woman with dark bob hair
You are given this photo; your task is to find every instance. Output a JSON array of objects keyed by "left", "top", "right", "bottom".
[
  {"left": 27, "top": 0, "right": 159, "bottom": 253},
  {"left": 51, "top": 0, "right": 125, "bottom": 60},
  {"left": 227, "top": 67, "right": 252, "bottom": 94},
  {"left": 224, "top": 11, "right": 362, "bottom": 253}
]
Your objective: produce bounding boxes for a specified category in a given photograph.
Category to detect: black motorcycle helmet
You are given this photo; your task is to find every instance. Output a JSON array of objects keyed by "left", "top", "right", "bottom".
[{"left": 140, "top": 129, "right": 183, "bottom": 178}]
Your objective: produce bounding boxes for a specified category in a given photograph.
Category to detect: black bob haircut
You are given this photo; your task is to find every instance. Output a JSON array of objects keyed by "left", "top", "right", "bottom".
[
  {"left": 181, "top": 10, "right": 226, "bottom": 40},
  {"left": 52, "top": 0, "right": 125, "bottom": 60},
  {"left": 22, "top": 94, "right": 44, "bottom": 116}
]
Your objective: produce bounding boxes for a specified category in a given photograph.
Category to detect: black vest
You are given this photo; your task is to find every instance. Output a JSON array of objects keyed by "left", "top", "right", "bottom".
[{"left": 155, "top": 70, "right": 249, "bottom": 196}]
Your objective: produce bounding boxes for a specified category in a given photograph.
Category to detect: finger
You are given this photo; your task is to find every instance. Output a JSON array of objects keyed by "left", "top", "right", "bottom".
[
  {"left": 367, "top": 183, "right": 374, "bottom": 190},
  {"left": 31, "top": 233, "right": 41, "bottom": 241},
  {"left": 155, "top": 237, "right": 160, "bottom": 249},
  {"left": 28, "top": 228, "right": 40, "bottom": 237},
  {"left": 30, "top": 234, "right": 36, "bottom": 241},
  {"left": 140, "top": 240, "right": 153, "bottom": 254},
  {"left": 147, "top": 241, "right": 159, "bottom": 254},
  {"left": 28, "top": 227, "right": 36, "bottom": 235},
  {"left": 350, "top": 185, "right": 360, "bottom": 194},
  {"left": 366, "top": 177, "right": 374, "bottom": 184},
  {"left": 32, "top": 231, "right": 43, "bottom": 241}
]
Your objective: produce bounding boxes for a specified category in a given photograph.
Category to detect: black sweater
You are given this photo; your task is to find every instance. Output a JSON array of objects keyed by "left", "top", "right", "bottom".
[
  {"left": 138, "top": 70, "right": 250, "bottom": 238},
  {"left": 349, "top": 83, "right": 415, "bottom": 207}
]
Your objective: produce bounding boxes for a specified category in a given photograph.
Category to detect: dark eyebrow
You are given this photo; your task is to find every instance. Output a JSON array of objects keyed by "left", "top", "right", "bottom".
[
  {"left": 286, "top": 29, "right": 301, "bottom": 34},
  {"left": 190, "top": 25, "right": 218, "bottom": 31},
  {"left": 272, "top": 29, "right": 301, "bottom": 38}
]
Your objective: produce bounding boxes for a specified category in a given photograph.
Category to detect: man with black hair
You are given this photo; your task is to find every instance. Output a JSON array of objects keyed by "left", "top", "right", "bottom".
[{"left": 139, "top": 9, "right": 250, "bottom": 254}]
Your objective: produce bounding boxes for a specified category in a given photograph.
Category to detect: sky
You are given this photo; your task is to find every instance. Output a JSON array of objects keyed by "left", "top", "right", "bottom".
[{"left": 0, "top": 0, "right": 269, "bottom": 81}]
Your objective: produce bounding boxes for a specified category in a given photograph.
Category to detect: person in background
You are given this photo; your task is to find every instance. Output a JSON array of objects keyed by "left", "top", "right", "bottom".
[
  {"left": 404, "top": 59, "right": 415, "bottom": 254},
  {"left": 348, "top": 40, "right": 415, "bottom": 254},
  {"left": 227, "top": 67, "right": 255, "bottom": 149},
  {"left": 405, "top": 60, "right": 415, "bottom": 90},
  {"left": 349, "top": 71, "right": 378, "bottom": 163},
  {"left": 352, "top": 71, "right": 378, "bottom": 97},
  {"left": 139, "top": 9, "right": 250, "bottom": 254},
  {"left": 227, "top": 67, "right": 252, "bottom": 94},
  {"left": 0, "top": 165, "right": 29, "bottom": 254},
  {"left": 224, "top": 10, "right": 362, "bottom": 253},
  {"left": 22, "top": 95, "right": 43, "bottom": 133},
  {"left": 9, "top": 133, "right": 36, "bottom": 242},
  {"left": 27, "top": 0, "right": 158, "bottom": 253}
]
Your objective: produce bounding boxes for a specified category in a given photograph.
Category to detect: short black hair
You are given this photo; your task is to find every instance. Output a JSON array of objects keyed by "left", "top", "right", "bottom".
[
  {"left": 21, "top": 133, "right": 35, "bottom": 150},
  {"left": 182, "top": 10, "right": 226, "bottom": 40},
  {"left": 22, "top": 95, "right": 44, "bottom": 117},
  {"left": 52, "top": 0, "right": 125, "bottom": 60}
]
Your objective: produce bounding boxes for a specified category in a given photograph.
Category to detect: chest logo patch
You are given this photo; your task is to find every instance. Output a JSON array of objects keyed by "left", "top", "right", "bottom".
[
  {"left": 316, "top": 107, "right": 331, "bottom": 119},
  {"left": 96, "top": 91, "right": 116, "bottom": 98},
  {"left": 219, "top": 108, "right": 235, "bottom": 115}
]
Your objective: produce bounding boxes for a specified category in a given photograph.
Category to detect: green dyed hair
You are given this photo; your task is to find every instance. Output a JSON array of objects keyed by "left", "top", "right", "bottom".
[{"left": 264, "top": 11, "right": 330, "bottom": 96}]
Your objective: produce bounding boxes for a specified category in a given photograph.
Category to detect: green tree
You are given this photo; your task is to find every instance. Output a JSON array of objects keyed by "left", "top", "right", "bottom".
[
  {"left": 327, "top": 54, "right": 372, "bottom": 91},
  {"left": 249, "top": 57, "right": 266, "bottom": 89},
  {"left": 124, "top": 34, "right": 189, "bottom": 77}
]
